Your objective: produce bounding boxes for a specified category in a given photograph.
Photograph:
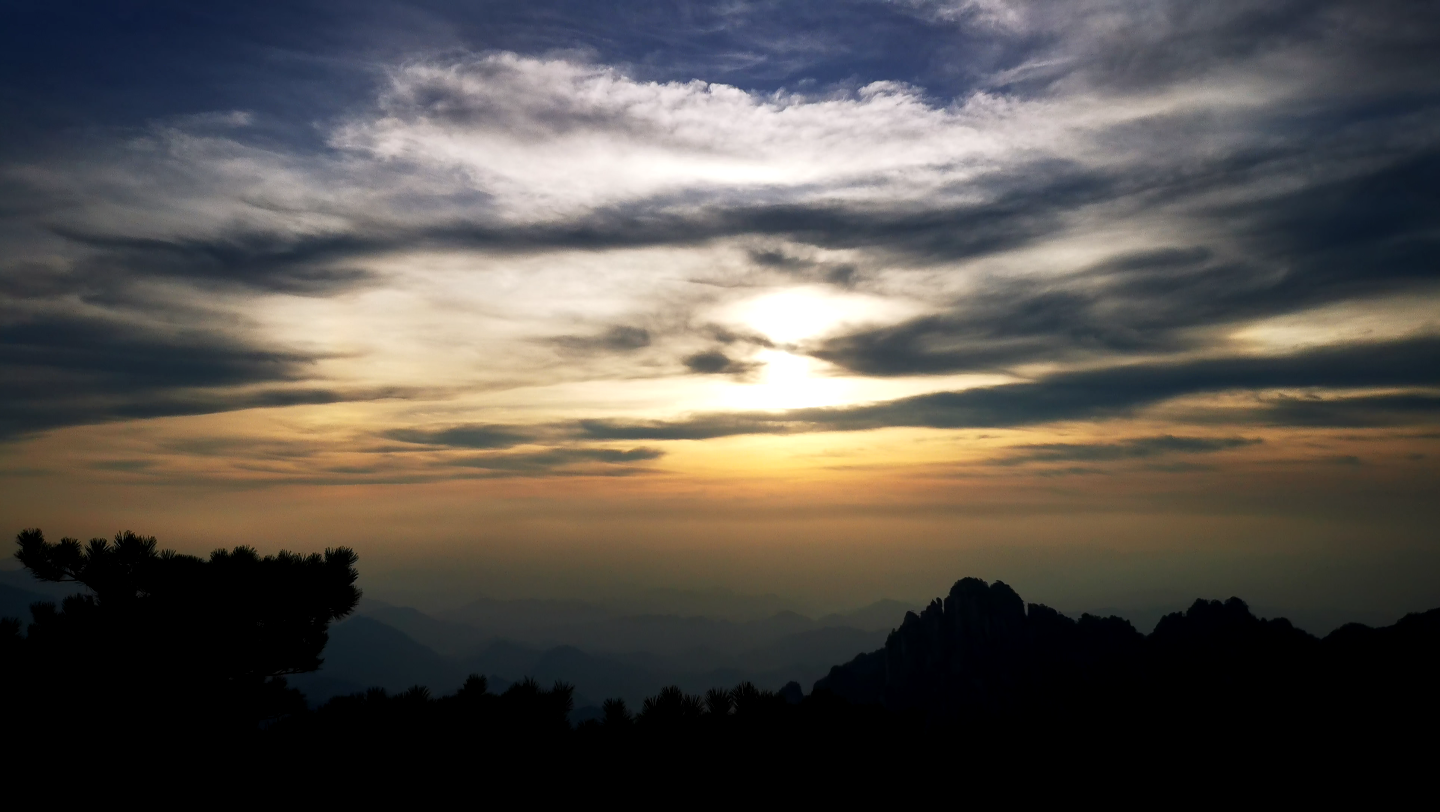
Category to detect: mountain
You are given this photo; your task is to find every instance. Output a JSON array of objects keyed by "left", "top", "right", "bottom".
[
  {"left": 362, "top": 605, "right": 491, "bottom": 657},
  {"left": 815, "top": 577, "right": 1440, "bottom": 726},
  {"left": 816, "top": 578, "right": 1144, "bottom": 714},
  {"left": 441, "top": 597, "right": 613, "bottom": 639},
  {"left": 290, "top": 616, "right": 469, "bottom": 703},
  {"left": 735, "top": 625, "right": 889, "bottom": 673},
  {"left": 391, "top": 595, "right": 916, "bottom": 662},
  {"left": 816, "top": 599, "right": 917, "bottom": 632},
  {"left": 297, "top": 598, "right": 898, "bottom": 711},
  {"left": 0, "top": 568, "right": 86, "bottom": 616},
  {"left": 0, "top": 582, "right": 48, "bottom": 624}
]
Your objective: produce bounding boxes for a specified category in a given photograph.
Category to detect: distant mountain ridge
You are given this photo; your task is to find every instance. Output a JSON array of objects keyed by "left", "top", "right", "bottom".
[
  {"left": 0, "top": 567, "right": 87, "bottom": 607},
  {"left": 274, "top": 580, "right": 1440, "bottom": 720},
  {"left": 0, "top": 568, "right": 91, "bottom": 627},
  {"left": 289, "top": 599, "right": 909, "bottom": 710},
  {"left": 411, "top": 596, "right": 911, "bottom": 656},
  {"left": 0, "top": 582, "right": 48, "bottom": 625}
]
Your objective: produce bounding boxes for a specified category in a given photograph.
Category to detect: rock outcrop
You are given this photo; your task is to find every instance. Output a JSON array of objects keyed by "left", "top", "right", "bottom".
[
  {"left": 815, "top": 577, "right": 1142, "bottom": 715},
  {"left": 817, "top": 576, "right": 1440, "bottom": 727}
]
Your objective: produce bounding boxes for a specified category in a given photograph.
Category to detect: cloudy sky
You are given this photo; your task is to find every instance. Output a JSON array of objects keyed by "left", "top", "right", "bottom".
[{"left": 2, "top": 1, "right": 1437, "bottom": 625}]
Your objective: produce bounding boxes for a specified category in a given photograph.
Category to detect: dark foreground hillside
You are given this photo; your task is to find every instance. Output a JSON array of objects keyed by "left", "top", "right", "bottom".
[{"left": 4, "top": 530, "right": 1437, "bottom": 787}]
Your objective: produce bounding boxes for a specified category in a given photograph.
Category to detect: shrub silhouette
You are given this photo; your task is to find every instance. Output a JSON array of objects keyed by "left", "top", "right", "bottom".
[
  {"left": 638, "top": 685, "right": 705, "bottom": 732},
  {"left": 602, "top": 697, "right": 634, "bottom": 728},
  {"left": 731, "top": 680, "right": 784, "bottom": 717},
  {"left": 498, "top": 676, "right": 576, "bottom": 736},
  {"left": 704, "top": 687, "right": 734, "bottom": 716}
]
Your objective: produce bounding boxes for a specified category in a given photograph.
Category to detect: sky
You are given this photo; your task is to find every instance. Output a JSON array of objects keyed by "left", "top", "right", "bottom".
[{"left": 2, "top": 1, "right": 1438, "bottom": 630}]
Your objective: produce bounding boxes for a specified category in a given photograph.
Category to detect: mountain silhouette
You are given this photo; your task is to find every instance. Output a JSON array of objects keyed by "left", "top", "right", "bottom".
[{"left": 815, "top": 576, "right": 1440, "bottom": 743}]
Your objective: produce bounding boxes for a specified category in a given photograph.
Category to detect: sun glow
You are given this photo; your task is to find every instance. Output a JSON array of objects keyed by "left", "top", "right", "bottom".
[
  {"left": 717, "top": 285, "right": 927, "bottom": 345},
  {"left": 716, "top": 350, "right": 881, "bottom": 411}
]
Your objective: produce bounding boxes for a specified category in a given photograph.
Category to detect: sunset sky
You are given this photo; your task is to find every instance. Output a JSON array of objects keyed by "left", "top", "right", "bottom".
[{"left": 2, "top": 1, "right": 1437, "bottom": 628}]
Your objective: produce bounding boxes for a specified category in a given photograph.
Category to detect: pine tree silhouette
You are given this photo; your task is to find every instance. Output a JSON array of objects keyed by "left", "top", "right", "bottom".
[{"left": 8, "top": 528, "right": 360, "bottom": 740}]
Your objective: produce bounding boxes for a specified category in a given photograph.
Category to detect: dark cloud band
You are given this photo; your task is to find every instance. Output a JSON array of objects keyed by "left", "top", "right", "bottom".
[{"left": 576, "top": 337, "right": 1440, "bottom": 440}]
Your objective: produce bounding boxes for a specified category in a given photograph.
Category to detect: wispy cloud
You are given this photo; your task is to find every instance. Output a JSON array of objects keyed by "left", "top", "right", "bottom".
[
  {"left": 682, "top": 350, "right": 760, "bottom": 376},
  {"left": 994, "top": 435, "right": 1261, "bottom": 466},
  {"left": 445, "top": 446, "right": 665, "bottom": 477},
  {"left": 551, "top": 326, "right": 652, "bottom": 354},
  {"left": 382, "top": 425, "right": 536, "bottom": 449},
  {"left": 574, "top": 337, "right": 1440, "bottom": 439}
]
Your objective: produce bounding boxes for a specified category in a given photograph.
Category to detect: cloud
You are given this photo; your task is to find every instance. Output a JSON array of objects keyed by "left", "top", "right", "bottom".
[
  {"left": 338, "top": 53, "right": 1021, "bottom": 219},
  {"left": 0, "top": 311, "right": 333, "bottom": 439},
  {"left": 1253, "top": 393, "right": 1440, "bottom": 428},
  {"left": 575, "top": 337, "right": 1440, "bottom": 439},
  {"left": 52, "top": 228, "right": 375, "bottom": 295},
  {"left": 551, "top": 325, "right": 652, "bottom": 354},
  {"left": 683, "top": 350, "right": 758, "bottom": 376},
  {"left": 747, "top": 248, "right": 861, "bottom": 287},
  {"left": 0, "top": 302, "right": 438, "bottom": 441},
  {"left": 3, "top": 0, "right": 1438, "bottom": 460},
  {"left": 1, "top": 313, "right": 306, "bottom": 390},
  {"left": 1, "top": 383, "right": 412, "bottom": 442},
  {"left": 445, "top": 446, "right": 664, "bottom": 476},
  {"left": 815, "top": 148, "right": 1440, "bottom": 377},
  {"left": 706, "top": 325, "right": 775, "bottom": 348},
  {"left": 908, "top": 1, "right": 1440, "bottom": 97},
  {"left": 382, "top": 424, "right": 536, "bottom": 449},
  {"left": 89, "top": 459, "right": 156, "bottom": 472},
  {"left": 575, "top": 415, "right": 790, "bottom": 442},
  {"left": 996, "top": 435, "right": 1262, "bottom": 465},
  {"left": 13, "top": 14, "right": 1437, "bottom": 284}
]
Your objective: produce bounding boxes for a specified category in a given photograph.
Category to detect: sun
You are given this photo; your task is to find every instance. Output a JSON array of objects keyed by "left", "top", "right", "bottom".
[
  {"left": 703, "top": 285, "right": 934, "bottom": 411},
  {"left": 716, "top": 284, "right": 926, "bottom": 347}
]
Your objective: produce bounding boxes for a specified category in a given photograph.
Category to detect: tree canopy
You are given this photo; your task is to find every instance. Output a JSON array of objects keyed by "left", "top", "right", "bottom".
[{"left": 8, "top": 528, "right": 360, "bottom": 736}]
